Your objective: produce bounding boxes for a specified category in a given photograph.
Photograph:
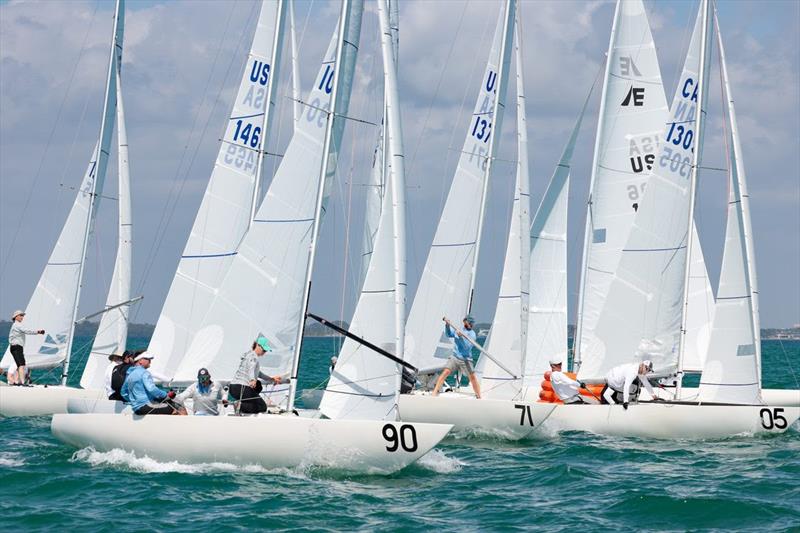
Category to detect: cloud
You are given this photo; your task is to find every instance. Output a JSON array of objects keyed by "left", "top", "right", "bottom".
[{"left": 1, "top": 0, "right": 798, "bottom": 330}]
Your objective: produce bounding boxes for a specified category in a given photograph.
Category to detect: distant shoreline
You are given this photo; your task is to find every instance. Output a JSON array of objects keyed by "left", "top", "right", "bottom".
[{"left": 1, "top": 320, "right": 797, "bottom": 340}]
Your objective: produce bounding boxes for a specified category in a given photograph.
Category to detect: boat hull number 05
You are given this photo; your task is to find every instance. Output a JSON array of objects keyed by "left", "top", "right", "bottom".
[
  {"left": 759, "top": 407, "right": 788, "bottom": 430},
  {"left": 382, "top": 424, "right": 418, "bottom": 452}
]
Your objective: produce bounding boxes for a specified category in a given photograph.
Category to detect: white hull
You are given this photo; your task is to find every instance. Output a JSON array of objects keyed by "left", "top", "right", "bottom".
[
  {"left": 0, "top": 385, "right": 105, "bottom": 417},
  {"left": 670, "top": 387, "right": 799, "bottom": 407},
  {"left": 51, "top": 414, "right": 452, "bottom": 474},
  {"left": 542, "top": 401, "right": 800, "bottom": 439},
  {"left": 67, "top": 398, "right": 131, "bottom": 414},
  {"left": 398, "top": 391, "right": 557, "bottom": 440}
]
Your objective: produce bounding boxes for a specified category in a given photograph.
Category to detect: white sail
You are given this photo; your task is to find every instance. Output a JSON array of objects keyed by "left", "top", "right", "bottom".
[
  {"left": 574, "top": 0, "right": 668, "bottom": 370},
  {"left": 404, "top": 0, "right": 516, "bottom": 371},
  {"left": 320, "top": 0, "right": 406, "bottom": 420},
  {"left": 81, "top": 67, "right": 133, "bottom": 391},
  {"left": 1, "top": 1, "right": 123, "bottom": 374},
  {"left": 698, "top": 15, "right": 760, "bottom": 404},
  {"left": 581, "top": 4, "right": 712, "bottom": 378},
  {"left": 522, "top": 92, "right": 592, "bottom": 391},
  {"left": 147, "top": 1, "right": 286, "bottom": 380},
  {"left": 478, "top": 17, "right": 528, "bottom": 399},
  {"left": 681, "top": 223, "right": 715, "bottom": 372},
  {"left": 172, "top": 6, "right": 364, "bottom": 390}
]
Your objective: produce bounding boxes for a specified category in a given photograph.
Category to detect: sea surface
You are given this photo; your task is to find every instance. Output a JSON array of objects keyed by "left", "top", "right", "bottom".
[{"left": 1, "top": 337, "right": 798, "bottom": 531}]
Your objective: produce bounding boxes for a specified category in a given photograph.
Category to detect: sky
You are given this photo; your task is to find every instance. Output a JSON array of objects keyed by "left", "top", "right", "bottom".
[{"left": 0, "top": 0, "right": 798, "bottom": 330}]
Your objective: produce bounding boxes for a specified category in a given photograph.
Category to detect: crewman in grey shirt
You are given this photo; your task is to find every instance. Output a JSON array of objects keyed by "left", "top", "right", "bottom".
[{"left": 7, "top": 310, "right": 44, "bottom": 386}]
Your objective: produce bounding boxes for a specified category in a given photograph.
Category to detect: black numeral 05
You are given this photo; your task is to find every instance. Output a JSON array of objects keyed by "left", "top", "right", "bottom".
[
  {"left": 759, "top": 407, "right": 788, "bottom": 430},
  {"left": 382, "top": 423, "right": 418, "bottom": 452}
]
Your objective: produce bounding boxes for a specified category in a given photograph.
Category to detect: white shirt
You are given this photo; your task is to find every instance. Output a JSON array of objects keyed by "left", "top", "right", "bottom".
[
  {"left": 551, "top": 371, "right": 582, "bottom": 401},
  {"left": 104, "top": 362, "right": 116, "bottom": 397},
  {"left": 176, "top": 382, "right": 224, "bottom": 415},
  {"left": 605, "top": 363, "right": 654, "bottom": 403},
  {"left": 9, "top": 322, "right": 38, "bottom": 347}
]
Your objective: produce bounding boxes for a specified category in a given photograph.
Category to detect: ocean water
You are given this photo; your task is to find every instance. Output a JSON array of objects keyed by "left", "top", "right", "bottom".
[{"left": 1, "top": 337, "right": 798, "bottom": 531}]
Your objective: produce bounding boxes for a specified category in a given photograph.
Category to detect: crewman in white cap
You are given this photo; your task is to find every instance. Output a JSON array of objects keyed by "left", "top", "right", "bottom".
[
  {"left": 7, "top": 310, "right": 44, "bottom": 386},
  {"left": 601, "top": 360, "right": 657, "bottom": 409},
  {"left": 549, "top": 357, "right": 596, "bottom": 404}
]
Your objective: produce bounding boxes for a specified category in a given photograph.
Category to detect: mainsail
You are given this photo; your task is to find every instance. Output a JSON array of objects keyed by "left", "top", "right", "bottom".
[
  {"left": 698, "top": 12, "right": 760, "bottom": 404},
  {"left": 147, "top": 1, "right": 286, "bottom": 380},
  {"left": 81, "top": 67, "right": 133, "bottom": 391},
  {"left": 172, "top": 4, "right": 364, "bottom": 392},
  {"left": 404, "top": 0, "right": 516, "bottom": 371},
  {"left": 522, "top": 88, "right": 593, "bottom": 393},
  {"left": 573, "top": 0, "right": 668, "bottom": 370},
  {"left": 681, "top": 223, "right": 715, "bottom": 372},
  {"left": 321, "top": 0, "right": 406, "bottom": 420},
  {"left": 582, "top": 3, "right": 713, "bottom": 378},
  {"left": 1, "top": 0, "right": 124, "bottom": 376},
  {"left": 478, "top": 16, "right": 528, "bottom": 399}
]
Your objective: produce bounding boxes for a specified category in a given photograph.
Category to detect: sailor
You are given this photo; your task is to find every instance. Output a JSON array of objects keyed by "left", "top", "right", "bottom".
[
  {"left": 175, "top": 368, "right": 226, "bottom": 416},
  {"left": 104, "top": 352, "right": 125, "bottom": 399},
  {"left": 329, "top": 356, "right": 338, "bottom": 374},
  {"left": 549, "top": 357, "right": 597, "bottom": 404},
  {"left": 7, "top": 310, "right": 45, "bottom": 386},
  {"left": 108, "top": 350, "right": 135, "bottom": 401},
  {"left": 121, "top": 352, "right": 186, "bottom": 415},
  {"left": 601, "top": 360, "right": 657, "bottom": 409},
  {"left": 432, "top": 315, "right": 481, "bottom": 399},
  {"left": 229, "top": 336, "right": 283, "bottom": 414}
]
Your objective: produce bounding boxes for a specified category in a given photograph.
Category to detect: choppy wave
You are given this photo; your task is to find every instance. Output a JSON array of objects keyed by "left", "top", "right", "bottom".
[
  {"left": 0, "top": 452, "right": 26, "bottom": 467},
  {"left": 70, "top": 447, "right": 299, "bottom": 476},
  {"left": 416, "top": 448, "right": 465, "bottom": 473}
]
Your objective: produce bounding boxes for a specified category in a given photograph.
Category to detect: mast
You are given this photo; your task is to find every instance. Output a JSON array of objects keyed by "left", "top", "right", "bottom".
[
  {"left": 249, "top": 1, "right": 287, "bottom": 227},
  {"left": 676, "top": 0, "right": 711, "bottom": 397},
  {"left": 715, "top": 8, "right": 761, "bottom": 384},
  {"left": 289, "top": 1, "right": 301, "bottom": 124},
  {"left": 63, "top": 0, "right": 124, "bottom": 385},
  {"left": 287, "top": 0, "right": 359, "bottom": 412},
  {"left": 377, "top": 0, "right": 407, "bottom": 402},
  {"left": 466, "top": 0, "right": 515, "bottom": 313},
  {"left": 573, "top": 0, "right": 620, "bottom": 371}
]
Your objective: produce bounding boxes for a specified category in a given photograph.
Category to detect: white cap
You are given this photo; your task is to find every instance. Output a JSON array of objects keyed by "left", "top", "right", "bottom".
[
  {"left": 641, "top": 360, "right": 653, "bottom": 372},
  {"left": 134, "top": 353, "right": 154, "bottom": 362},
  {"left": 549, "top": 357, "right": 563, "bottom": 366},
  {"left": 11, "top": 309, "right": 25, "bottom": 320}
]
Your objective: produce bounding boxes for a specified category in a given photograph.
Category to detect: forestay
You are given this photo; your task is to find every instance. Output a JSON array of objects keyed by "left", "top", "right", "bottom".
[
  {"left": 583, "top": 6, "right": 712, "bottom": 378},
  {"left": 699, "top": 16, "right": 760, "bottom": 404},
  {"left": 321, "top": 0, "right": 405, "bottom": 420},
  {"left": 574, "top": 0, "right": 668, "bottom": 369},
  {"left": 147, "top": 2, "right": 285, "bottom": 380},
  {"left": 522, "top": 90, "right": 593, "bottom": 392},
  {"left": 478, "top": 18, "right": 527, "bottom": 399},
  {"left": 1, "top": 1, "right": 123, "bottom": 373},
  {"left": 172, "top": 7, "right": 364, "bottom": 389},
  {"left": 81, "top": 68, "right": 133, "bottom": 391},
  {"left": 404, "top": 1, "right": 515, "bottom": 371}
]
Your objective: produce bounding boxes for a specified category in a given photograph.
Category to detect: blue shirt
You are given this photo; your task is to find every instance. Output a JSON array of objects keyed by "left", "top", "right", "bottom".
[
  {"left": 121, "top": 365, "right": 167, "bottom": 411},
  {"left": 445, "top": 324, "right": 476, "bottom": 360}
]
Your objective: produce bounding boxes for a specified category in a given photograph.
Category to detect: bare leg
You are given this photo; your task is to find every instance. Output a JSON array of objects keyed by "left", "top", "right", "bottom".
[
  {"left": 468, "top": 372, "right": 481, "bottom": 399},
  {"left": 432, "top": 368, "right": 452, "bottom": 397}
]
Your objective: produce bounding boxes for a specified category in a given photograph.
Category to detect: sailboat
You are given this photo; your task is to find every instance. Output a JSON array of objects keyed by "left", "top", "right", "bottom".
[
  {"left": 397, "top": 1, "right": 557, "bottom": 439},
  {"left": 52, "top": 0, "right": 451, "bottom": 474},
  {"left": 543, "top": 0, "right": 799, "bottom": 438},
  {"left": 0, "top": 0, "right": 133, "bottom": 417}
]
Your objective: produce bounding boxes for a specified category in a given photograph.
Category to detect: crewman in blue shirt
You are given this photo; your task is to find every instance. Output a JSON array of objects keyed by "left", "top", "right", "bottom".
[
  {"left": 121, "top": 353, "right": 186, "bottom": 415},
  {"left": 431, "top": 315, "right": 481, "bottom": 399}
]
